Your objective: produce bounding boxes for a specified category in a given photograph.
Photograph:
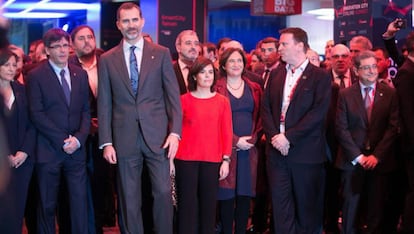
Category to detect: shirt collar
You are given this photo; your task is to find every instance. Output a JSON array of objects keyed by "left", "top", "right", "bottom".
[
  {"left": 332, "top": 69, "right": 351, "bottom": 79},
  {"left": 178, "top": 59, "right": 189, "bottom": 70},
  {"left": 285, "top": 59, "right": 309, "bottom": 73},
  {"left": 48, "top": 60, "right": 68, "bottom": 75},
  {"left": 359, "top": 81, "right": 376, "bottom": 91},
  {"left": 78, "top": 56, "right": 97, "bottom": 70},
  {"left": 122, "top": 37, "right": 144, "bottom": 53}
]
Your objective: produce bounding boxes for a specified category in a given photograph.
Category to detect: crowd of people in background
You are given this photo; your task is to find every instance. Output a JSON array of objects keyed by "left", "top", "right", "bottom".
[{"left": 0, "top": 2, "right": 414, "bottom": 234}]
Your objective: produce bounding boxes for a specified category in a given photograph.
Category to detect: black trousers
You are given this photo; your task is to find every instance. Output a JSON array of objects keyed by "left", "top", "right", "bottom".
[
  {"left": 267, "top": 156, "right": 325, "bottom": 234},
  {"left": 219, "top": 196, "right": 251, "bottom": 234},
  {"left": 175, "top": 159, "right": 220, "bottom": 234}
]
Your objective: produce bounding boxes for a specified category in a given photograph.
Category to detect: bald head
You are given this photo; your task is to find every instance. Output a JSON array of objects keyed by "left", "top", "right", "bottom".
[{"left": 330, "top": 44, "right": 352, "bottom": 75}]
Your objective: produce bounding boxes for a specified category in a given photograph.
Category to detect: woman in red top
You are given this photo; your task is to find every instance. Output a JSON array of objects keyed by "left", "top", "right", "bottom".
[{"left": 174, "top": 56, "right": 233, "bottom": 234}]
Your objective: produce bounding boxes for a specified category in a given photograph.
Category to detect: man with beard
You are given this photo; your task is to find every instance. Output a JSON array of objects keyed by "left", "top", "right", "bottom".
[
  {"left": 65, "top": 25, "right": 115, "bottom": 234},
  {"left": 173, "top": 30, "right": 200, "bottom": 94},
  {"left": 98, "top": 2, "right": 182, "bottom": 234},
  {"left": 259, "top": 37, "right": 280, "bottom": 88}
]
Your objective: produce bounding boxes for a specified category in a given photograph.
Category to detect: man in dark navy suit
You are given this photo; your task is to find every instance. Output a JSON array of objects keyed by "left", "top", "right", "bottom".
[
  {"left": 261, "top": 27, "right": 331, "bottom": 234},
  {"left": 27, "top": 28, "right": 90, "bottom": 234}
]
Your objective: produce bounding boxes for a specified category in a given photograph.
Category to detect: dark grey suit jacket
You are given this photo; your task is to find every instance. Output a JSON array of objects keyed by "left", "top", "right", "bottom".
[
  {"left": 98, "top": 40, "right": 182, "bottom": 157},
  {"left": 335, "top": 82, "right": 399, "bottom": 172}
]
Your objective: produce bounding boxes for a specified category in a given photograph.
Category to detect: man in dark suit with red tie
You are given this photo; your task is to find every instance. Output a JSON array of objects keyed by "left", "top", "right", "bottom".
[
  {"left": 26, "top": 28, "right": 90, "bottom": 233},
  {"left": 335, "top": 50, "right": 399, "bottom": 233},
  {"left": 261, "top": 27, "right": 331, "bottom": 233}
]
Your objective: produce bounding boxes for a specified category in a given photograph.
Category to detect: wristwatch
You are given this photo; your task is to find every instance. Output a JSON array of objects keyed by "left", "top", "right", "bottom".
[{"left": 222, "top": 157, "right": 231, "bottom": 163}]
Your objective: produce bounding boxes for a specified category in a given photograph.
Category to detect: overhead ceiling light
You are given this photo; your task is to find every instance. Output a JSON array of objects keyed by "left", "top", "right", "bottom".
[
  {"left": 20, "top": 0, "right": 50, "bottom": 14},
  {"left": 5, "top": 2, "right": 97, "bottom": 10},
  {"left": 307, "top": 8, "right": 334, "bottom": 16},
  {"left": 317, "top": 15, "right": 334, "bottom": 20},
  {"left": 3, "top": 12, "right": 68, "bottom": 19},
  {"left": 0, "top": 0, "right": 16, "bottom": 10}
]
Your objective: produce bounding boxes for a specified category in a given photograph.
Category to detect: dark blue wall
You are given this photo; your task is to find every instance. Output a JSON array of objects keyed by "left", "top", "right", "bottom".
[{"left": 208, "top": 7, "right": 286, "bottom": 52}]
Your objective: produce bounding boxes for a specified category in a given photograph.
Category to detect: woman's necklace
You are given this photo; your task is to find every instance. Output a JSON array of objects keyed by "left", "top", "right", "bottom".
[{"left": 227, "top": 79, "right": 243, "bottom": 91}]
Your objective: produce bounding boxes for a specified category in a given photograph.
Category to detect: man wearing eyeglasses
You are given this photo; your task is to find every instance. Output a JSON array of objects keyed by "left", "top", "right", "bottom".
[
  {"left": 335, "top": 50, "right": 399, "bottom": 233},
  {"left": 325, "top": 43, "right": 360, "bottom": 234},
  {"left": 330, "top": 44, "right": 359, "bottom": 89},
  {"left": 26, "top": 28, "right": 90, "bottom": 234}
]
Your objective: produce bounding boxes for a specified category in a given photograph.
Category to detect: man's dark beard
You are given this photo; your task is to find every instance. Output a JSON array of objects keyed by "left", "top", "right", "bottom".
[{"left": 79, "top": 49, "right": 96, "bottom": 60}]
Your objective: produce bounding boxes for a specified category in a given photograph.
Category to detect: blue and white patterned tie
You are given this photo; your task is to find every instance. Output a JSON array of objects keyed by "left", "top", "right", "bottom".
[{"left": 129, "top": 46, "right": 139, "bottom": 95}]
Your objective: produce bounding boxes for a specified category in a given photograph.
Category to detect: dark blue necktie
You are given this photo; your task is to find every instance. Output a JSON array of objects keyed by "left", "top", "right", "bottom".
[
  {"left": 60, "top": 69, "right": 70, "bottom": 105},
  {"left": 129, "top": 46, "right": 139, "bottom": 95}
]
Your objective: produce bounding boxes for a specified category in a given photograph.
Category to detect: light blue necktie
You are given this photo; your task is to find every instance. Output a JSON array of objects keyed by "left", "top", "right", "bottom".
[
  {"left": 129, "top": 46, "right": 139, "bottom": 95},
  {"left": 60, "top": 69, "right": 70, "bottom": 105}
]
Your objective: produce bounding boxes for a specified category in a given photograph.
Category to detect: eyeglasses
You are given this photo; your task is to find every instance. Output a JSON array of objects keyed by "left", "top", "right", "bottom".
[
  {"left": 48, "top": 44, "right": 70, "bottom": 50},
  {"left": 358, "top": 64, "right": 377, "bottom": 71},
  {"left": 331, "top": 54, "right": 349, "bottom": 59},
  {"left": 350, "top": 49, "right": 360, "bottom": 53}
]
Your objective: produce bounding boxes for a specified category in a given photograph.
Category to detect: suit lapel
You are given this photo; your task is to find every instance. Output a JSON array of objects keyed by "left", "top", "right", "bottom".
[
  {"left": 372, "top": 82, "right": 386, "bottom": 119},
  {"left": 113, "top": 43, "right": 135, "bottom": 97},
  {"left": 271, "top": 66, "right": 286, "bottom": 106},
  {"left": 351, "top": 83, "right": 369, "bottom": 124},
  {"left": 139, "top": 41, "right": 155, "bottom": 95},
  {"left": 289, "top": 64, "right": 311, "bottom": 102},
  {"left": 68, "top": 64, "right": 80, "bottom": 108}
]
